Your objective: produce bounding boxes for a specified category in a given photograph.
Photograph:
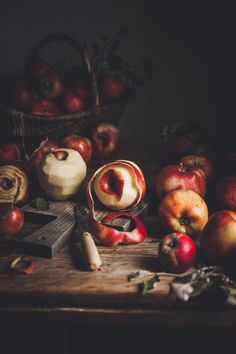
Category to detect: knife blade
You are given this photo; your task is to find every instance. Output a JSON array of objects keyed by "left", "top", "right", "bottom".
[{"left": 74, "top": 206, "right": 102, "bottom": 271}]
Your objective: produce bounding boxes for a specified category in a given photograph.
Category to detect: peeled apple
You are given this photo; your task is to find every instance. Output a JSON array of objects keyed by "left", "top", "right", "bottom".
[
  {"left": 38, "top": 148, "right": 87, "bottom": 200},
  {"left": 92, "top": 160, "right": 146, "bottom": 211}
]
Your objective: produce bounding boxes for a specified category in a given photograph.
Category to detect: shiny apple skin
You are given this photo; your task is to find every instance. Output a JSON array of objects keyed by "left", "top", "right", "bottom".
[
  {"left": 62, "top": 135, "right": 92, "bottom": 164},
  {"left": 38, "top": 72, "right": 64, "bottom": 99},
  {"left": 216, "top": 176, "right": 236, "bottom": 211},
  {"left": 156, "top": 164, "right": 206, "bottom": 200},
  {"left": 0, "top": 206, "right": 24, "bottom": 237},
  {"left": 90, "top": 122, "right": 120, "bottom": 158},
  {"left": 0, "top": 143, "right": 21, "bottom": 162},
  {"left": 157, "top": 189, "right": 208, "bottom": 238},
  {"left": 31, "top": 98, "right": 60, "bottom": 116},
  {"left": 99, "top": 74, "right": 126, "bottom": 103},
  {"left": 178, "top": 155, "right": 214, "bottom": 183},
  {"left": 63, "top": 92, "right": 85, "bottom": 113},
  {"left": 200, "top": 210, "right": 236, "bottom": 264},
  {"left": 158, "top": 232, "right": 196, "bottom": 273}
]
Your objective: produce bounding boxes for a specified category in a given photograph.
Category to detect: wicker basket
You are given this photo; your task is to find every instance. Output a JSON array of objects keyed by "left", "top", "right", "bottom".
[{"left": 0, "top": 33, "right": 128, "bottom": 141}]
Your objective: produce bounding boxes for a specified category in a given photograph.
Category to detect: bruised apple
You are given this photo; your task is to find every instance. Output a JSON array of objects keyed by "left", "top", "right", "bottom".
[
  {"left": 156, "top": 163, "right": 206, "bottom": 200},
  {"left": 157, "top": 189, "right": 208, "bottom": 238},
  {"left": 200, "top": 210, "right": 236, "bottom": 264},
  {"left": 92, "top": 160, "right": 146, "bottom": 210},
  {"left": 62, "top": 135, "right": 92, "bottom": 164},
  {"left": 158, "top": 232, "right": 196, "bottom": 273},
  {"left": 38, "top": 148, "right": 87, "bottom": 200}
]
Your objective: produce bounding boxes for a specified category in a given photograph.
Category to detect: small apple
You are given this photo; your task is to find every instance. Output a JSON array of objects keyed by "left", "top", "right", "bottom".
[
  {"left": 62, "top": 135, "right": 92, "bottom": 164},
  {"left": 158, "top": 232, "right": 196, "bottom": 273},
  {"left": 29, "top": 139, "right": 61, "bottom": 173},
  {"left": 89, "top": 122, "right": 120, "bottom": 158},
  {"left": 31, "top": 98, "right": 60, "bottom": 116},
  {"left": 156, "top": 163, "right": 206, "bottom": 200},
  {"left": 200, "top": 210, "right": 236, "bottom": 264},
  {"left": 38, "top": 72, "right": 64, "bottom": 99},
  {"left": 215, "top": 175, "right": 236, "bottom": 211},
  {"left": 0, "top": 143, "right": 21, "bottom": 162},
  {"left": 157, "top": 189, "right": 208, "bottom": 238},
  {"left": 91, "top": 160, "right": 146, "bottom": 210},
  {"left": 11, "top": 80, "right": 32, "bottom": 112},
  {"left": 38, "top": 148, "right": 87, "bottom": 200},
  {"left": 0, "top": 206, "right": 24, "bottom": 237},
  {"left": 63, "top": 92, "right": 86, "bottom": 113},
  {"left": 98, "top": 74, "right": 126, "bottom": 103},
  {"left": 178, "top": 155, "right": 214, "bottom": 183}
]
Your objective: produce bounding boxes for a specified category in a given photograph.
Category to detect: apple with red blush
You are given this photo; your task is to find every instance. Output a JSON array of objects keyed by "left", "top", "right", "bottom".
[
  {"left": 200, "top": 210, "right": 236, "bottom": 265},
  {"left": 158, "top": 232, "right": 196, "bottom": 273},
  {"left": 38, "top": 72, "right": 64, "bottom": 99},
  {"left": 157, "top": 189, "right": 208, "bottom": 238},
  {"left": 29, "top": 138, "right": 61, "bottom": 173},
  {"left": 215, "top": 175, "right": 236, "bottom": 211},
  {"left": 156, "top": 163, "right": 206, "bottom": 200},
  {"left": 63, "top": 92, "right": 86, "bottom": 113},
  {"left": 0, "top": 206, "right": 24, "bottom": 237},
  {"left": 98, "top": 74, "right": 126, "bottom": 103},
  {"left": 31, "top": 98, "right": 60, "bottom": 116},
  {"left": 11, "top": 80, "right": 33, "bottom": 112},
  {"left": 178, "top": 155, "right": 214, "bottom": 183},
  {"left": 62, "top": 134, "right": 92, "bottom": 164},
  {"left": 89, "top": 122, "right": 120, "bottom": 158},
  {"left": 0, "top": 143, "right": 21, "bottom": 162}
]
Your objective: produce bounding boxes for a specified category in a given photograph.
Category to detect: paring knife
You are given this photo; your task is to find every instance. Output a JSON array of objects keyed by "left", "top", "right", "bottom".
[{"left": 74, "top": 206, "right": 102, "bottom": 271}]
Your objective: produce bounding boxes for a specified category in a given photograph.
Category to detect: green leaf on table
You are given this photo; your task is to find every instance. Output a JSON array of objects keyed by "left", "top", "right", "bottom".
[
  {"left": 34, "top": 198, "right": 50, "bottom": 211},
  {"left": 141, "top": 275, "right": 160, "bottom": 295}
]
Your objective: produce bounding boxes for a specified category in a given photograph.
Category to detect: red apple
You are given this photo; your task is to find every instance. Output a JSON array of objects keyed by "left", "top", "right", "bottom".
[
  {"left": 29, "top": 139, "right": 61, "bottom": 173},
  {"left": 89, "top": 122, "right": 120, "bottom": 158},
  {"left": 38, "top": 72, "right": 64, "bottom": 99},
  {"left": 11, "top": 80, "right": 33, "bottom": 112},
  {"left": 91, "top": 160, "right": 146, "bottom": 211},
  {"left": 63, "top": 92, "right": 86, "bottom": 113},
  {"left": 0, "top": 206, "right": 24, "bottom": 237},
  {"left": 157, "top": 189, "right": 208, "bottom": 238},
  {"left": 158, "top": 232, "right": 196, "bottom": 273},
  {"left": 178, "top": 155, "right": 214, "bottom": 183},
  {"left": 99, "top": 74, "right": 126, "bottom": 103},
  {"left": 200, "top": 210, "right": 236, "bottom": 264},
  {"left": 0, "top": 143, "right": 21, "bottom": 162},
  {"left": 62, "top": 135, "right": 92, "bottom": 164},
  {"left": 216, "top": 176, "right": 236, "bottom": 211},
  {"left": 156, "top": 163, "right": 206, "bottom": 200},
  {"left": 31, "top": 98, "right": 60, "bottom": 116}
]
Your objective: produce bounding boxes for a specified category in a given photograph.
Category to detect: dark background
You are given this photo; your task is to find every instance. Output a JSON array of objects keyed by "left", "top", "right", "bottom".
[{"left": 0, "top": 0, "right": 235, "bottom": 145}]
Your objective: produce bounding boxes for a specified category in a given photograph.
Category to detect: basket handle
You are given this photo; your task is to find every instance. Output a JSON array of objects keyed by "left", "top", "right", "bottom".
[{"left": 24, "top": 33, "right": 100, "bottom": 112}]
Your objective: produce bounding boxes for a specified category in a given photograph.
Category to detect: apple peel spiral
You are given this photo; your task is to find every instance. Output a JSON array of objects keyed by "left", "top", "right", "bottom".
[{"left": 86, "top": 160, "right": 147, "bottom": 246}]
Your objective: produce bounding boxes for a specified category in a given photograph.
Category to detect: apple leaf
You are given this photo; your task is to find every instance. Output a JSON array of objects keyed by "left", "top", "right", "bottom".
[
  {"left": 34, "top": 197, "right": 50, "bottom": 211},
  {"left": 141, "top": 275, "right": 160, "bottom": 295}
]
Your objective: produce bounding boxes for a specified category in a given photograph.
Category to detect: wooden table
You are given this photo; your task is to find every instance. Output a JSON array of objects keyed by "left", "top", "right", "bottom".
[{"left": 0, "top": 145, "right": 235, "bottom": 354}]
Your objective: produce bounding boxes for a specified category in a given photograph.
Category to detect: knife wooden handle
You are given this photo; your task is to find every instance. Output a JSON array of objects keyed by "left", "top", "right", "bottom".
[{"left": 81, "top": 232, "right": 102, "bottom": 271}]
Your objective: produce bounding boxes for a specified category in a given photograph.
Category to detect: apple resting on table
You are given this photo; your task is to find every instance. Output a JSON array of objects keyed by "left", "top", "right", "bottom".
[
  {"left": 89, "top": 122, "right": 120, "bottom": 158},
  {"left": 157, "top": 189, "right": 208, "bottom": 238},
  {"left": 38, "top": 148, "right": 87, "bottom": 200}
]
